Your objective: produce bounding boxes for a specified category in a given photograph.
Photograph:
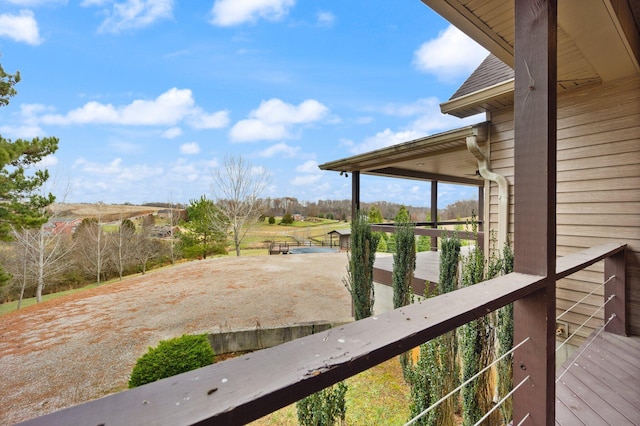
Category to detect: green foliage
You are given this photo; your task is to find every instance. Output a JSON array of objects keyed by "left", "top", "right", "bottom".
[
  {"left": 392, "top": 221, "right": 415, "bottom": 309},
  {"left": 180, "top": 196, "right": 228, "bottom": 259},
  {"left": 0, "top": 60, "right": 20, "bottom": 106},
  {"left": 368, "top": 206, "right": 383, "bottom": 224},
  {"left": 128, "top": 334, "right": 215, "bottom": 388},
  {"left": 387, "top": 233, "right": 397, "bottom": 253},
  {"left": 0, "top": 61, "right": 58, "bottom": 287},
  {"left": 280, "top": 212, "right": 294, "bottom": 224},
  {"left": 343, "top": 211, "right": 380, "bottom": 320},
  {"left": 406, "top": 235, "right": 460, "bottom": 426},
  {"left": 459, "top": 218, "right": 495, "bottom": 426},
  {"left": 377, "top": 236, "right": 388, "bottom": 252},
  {"left": 495, "top": 234, "right": 514, "bottom": 425},
  {"left": 296, "top": 381, "right": 348, "bottom": 426},
  {"left": 268, "top": 216, "right": 276, "bottom": 224},
  {"left": 394, "top": 205, "right": 410, "bottom": 223},
  {"left": 416, "top": 235, "right": 431, "bottom": 252},
  {"left": 368, "top": 206, "right": 385, "bottom": 252}
]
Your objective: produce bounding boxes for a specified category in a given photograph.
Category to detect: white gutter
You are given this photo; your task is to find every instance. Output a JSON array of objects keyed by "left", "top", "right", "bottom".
[{"left": 466, "top": 134, "right": 509, "bottom": 250}]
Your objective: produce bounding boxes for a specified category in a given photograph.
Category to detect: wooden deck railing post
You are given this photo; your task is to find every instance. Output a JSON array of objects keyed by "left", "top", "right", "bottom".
[
  {"left": 431, "top": 180, "right": 438, "bottom": 251},
  {"left": 513, "top": 1, "right": 557, "bottom": 425},
  {"left": 605, "top": 249, "right": 627, "bottom": 335}
]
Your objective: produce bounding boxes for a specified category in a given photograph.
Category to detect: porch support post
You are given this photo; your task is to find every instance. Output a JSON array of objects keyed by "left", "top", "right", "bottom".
[
  {"left": 430, "top": 180, "right": 438, "bottom": 251},
  {"left": 605, "top": 249, "right": 627, "bottom": 335},
  {"left": 351, "top": 171, "right": 360, "bottom": 220},
  {"left": 512, "top": 1, "right": 557, "bottom": 425},
  {"left": 478, "top": 185, "right": 484, "bottom": 250}
]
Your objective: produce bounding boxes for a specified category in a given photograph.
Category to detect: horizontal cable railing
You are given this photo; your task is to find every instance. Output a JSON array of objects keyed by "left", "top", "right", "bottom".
[
  {"left": 404, "top": 337, "right": 531, "bottom": 426},
  {"left": 18, "top": 243, "right": 626, "bottom": 426},
  {"left": 555, "top": 313, "right": 616, "bottom": 384},
  {"left": 556, "top": 295, "right": 614, "bottom": 354}
]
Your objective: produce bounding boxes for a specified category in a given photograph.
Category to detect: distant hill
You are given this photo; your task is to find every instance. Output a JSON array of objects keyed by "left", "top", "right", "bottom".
[{"left": 49, "top": 203, "right": 179, "bottom": 221}]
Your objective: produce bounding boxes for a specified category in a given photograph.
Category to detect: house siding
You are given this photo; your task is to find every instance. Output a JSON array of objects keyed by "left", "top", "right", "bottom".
[{"left": 486, "top": 74, "right": 640, "bottom": 343}]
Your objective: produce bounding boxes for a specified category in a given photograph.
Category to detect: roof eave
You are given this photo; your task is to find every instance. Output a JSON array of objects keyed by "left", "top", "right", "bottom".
[
  {"left": 318, "top": 122, "right": 488, "bottom": 173},
  {"left": 441, "top": 78, "right": 515, "bottom": 118}
]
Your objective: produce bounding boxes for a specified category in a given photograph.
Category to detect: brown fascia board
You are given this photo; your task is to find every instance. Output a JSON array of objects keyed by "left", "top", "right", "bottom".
[
  {"left": 318, "top": 122, "right": 488, "bottom": 173},
  {"left": 440, "top": 78, "right": 514, "bottom": 118}
]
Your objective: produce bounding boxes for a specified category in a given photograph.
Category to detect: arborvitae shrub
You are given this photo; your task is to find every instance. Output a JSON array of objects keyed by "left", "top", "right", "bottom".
[
  {"left": 128, "top": 334, "right": 215, "bottom": 388},
  {"left": 268, "top": 216, "right": 276, "bottom": 224},
  {"left": 296, "top": 382, "right": 348, "bottom": 426}
]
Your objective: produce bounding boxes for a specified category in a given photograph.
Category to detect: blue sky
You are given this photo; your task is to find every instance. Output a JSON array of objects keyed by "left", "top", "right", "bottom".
[{"left": 0, "top": 0, "right": 487, "bottom": 208}]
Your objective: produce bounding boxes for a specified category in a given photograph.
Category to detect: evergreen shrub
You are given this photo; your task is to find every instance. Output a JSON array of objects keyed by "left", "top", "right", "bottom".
[
  {"left": 128, "top": 334, "right": 215, "bottom": 388},
  {"left": 296, "top": 382, "right": 348, "bottom": 426}
]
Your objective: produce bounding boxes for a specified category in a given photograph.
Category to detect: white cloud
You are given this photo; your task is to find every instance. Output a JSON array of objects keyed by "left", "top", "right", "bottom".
[
  {"left": 0, "top": 10, "right": 42, "bottom": 45},
  {"left": 290, "top": 160, "right": 321, "bottom": 187},
  {"left": 229, "top": 98, "right": 328, "bottom": 142},
  {"left": 413, "top": 24, "right": 488, "bottom": 83},
  {"left": 230, "top": 120, "right": 288, "bottom": 142},
  {"left": 179, "top": 142, "right": 200, "bottom": 155},
  {"left": 254, "top": 99, "right": 327, "bottom": 124},
  {"left": 74, "top": 157, "right": 123, "bottom": 174},
  {"left": 161, "top": 127, "right": 182, "bottom": 138},
  {"left": 0, "top": 124, "right": 45, "bottom": 139},
  {"left": 34, "top": 155, "right": 58, "bottom": 169},
  {"left": 6, "top": 0, "right": 66, "bottom": 5},
  {"left": 379, "top": 97, "right": 441, "bottom": 117},
  {"left": 110, "top": 140, "right": 143, "bottom": 154},
  {"left": 73, "top": 157, "right": 163, "bottom": 181},
  {"left": 187, "top": 110, "right": 229, "bottom": 129},
  {"left": 257, "top": 142, "right": 300, "bottom": 158},
  {"left": 291, "top": 174, "right": 322, "bottom": 186},
  {"left": 36, "top": 88, "right": 228, "bottom": 130},
  {"left": 88, "top": 0, "right": 174, "bottom": 33},
  {"left": 316, "top": 11, "right": 335, "bottom": 27},
  {"left": 295, "top": 160, "right": 318, "bottom": 173},
  {"left": 210, "top": 0, "right": 294, "bottom": 26},
  {"left": 350, "top": 128, "right": 421, "bottom": 154}
]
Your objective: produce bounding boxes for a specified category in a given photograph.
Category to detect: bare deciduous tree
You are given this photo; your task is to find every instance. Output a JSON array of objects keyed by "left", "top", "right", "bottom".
[
  {"left": 110, "top": 217, "right": 136, "bottom": 280},
  {"left": 210, "top": 156, "right": 269, "bottom": 256},
  {"left": 8, "top": 220, "right": 75, "bottom": 305},
  {"left": 74, "top": 203, "right": 109, "bottom": 284}
]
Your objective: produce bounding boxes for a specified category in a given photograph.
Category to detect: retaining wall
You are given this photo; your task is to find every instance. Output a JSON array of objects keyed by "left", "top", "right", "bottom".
[{"left": 207, "top": 321, "right": 344, "bottom": 355}]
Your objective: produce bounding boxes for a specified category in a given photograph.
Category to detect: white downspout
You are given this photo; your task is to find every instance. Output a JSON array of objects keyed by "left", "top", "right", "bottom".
[{"left": 466, "top": 135, "right": 509, "bottom": 250}]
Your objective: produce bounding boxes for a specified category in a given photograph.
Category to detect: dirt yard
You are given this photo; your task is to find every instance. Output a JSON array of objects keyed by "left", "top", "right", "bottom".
[{"left": 0, "top": 253, "right": 351, "bottom": 424}]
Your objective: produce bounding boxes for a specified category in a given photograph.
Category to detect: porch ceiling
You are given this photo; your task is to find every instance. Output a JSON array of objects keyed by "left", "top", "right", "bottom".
[
  {"left": 426, "top": 0, "right": 640, "bottom": 117},
  {"left": 318, "top": 123, "right": 487, "bottom": 186}
]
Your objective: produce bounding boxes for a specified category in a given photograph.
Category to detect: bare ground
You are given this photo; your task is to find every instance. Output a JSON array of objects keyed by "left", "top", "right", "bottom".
[{"left": 0, "top": 253, "right": 351, "bottom": 425}]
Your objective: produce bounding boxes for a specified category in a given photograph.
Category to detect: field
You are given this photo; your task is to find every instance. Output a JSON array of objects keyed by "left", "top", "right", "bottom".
[
  {"left": 1, "top": 246, "right": 412, "bottom": 425},
  {"left": 50, "top": 203, "right": 168, "bottom": 221}
]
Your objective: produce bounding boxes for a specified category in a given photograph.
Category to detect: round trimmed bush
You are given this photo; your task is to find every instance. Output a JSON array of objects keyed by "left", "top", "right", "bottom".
[{"left": 128, "top": 334, "right": 215, "bottom": 388}]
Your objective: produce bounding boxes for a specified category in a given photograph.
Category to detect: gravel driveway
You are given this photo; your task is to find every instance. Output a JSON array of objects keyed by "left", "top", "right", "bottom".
[{"left": 0, "top": 253, "right": 351, "bottom": 424}]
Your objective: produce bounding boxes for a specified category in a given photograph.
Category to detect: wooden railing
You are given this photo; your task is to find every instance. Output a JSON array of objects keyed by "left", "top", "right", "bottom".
[
  {"left": 19, "top": 243, "right": 626, "bottom": 426},
  {"left": 371, "top": 221, "right": 484, "bottom": 250}
]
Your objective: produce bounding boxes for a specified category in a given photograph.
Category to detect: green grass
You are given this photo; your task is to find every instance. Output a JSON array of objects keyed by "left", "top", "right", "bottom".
[
  {"left": 250, "top": 357, "right": 411, "bottom": 425},
  {"left": 0, "top": 283, "right": 101, "bottom": 315}
]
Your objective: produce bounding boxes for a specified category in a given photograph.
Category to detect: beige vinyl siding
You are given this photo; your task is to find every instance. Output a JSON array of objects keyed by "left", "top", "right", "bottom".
[{"left": 486, "top": 74, "right": 640, "bottom": 344}]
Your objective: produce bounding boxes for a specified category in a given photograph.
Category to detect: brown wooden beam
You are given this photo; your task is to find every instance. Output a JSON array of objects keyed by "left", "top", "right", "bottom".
[
  {"left": 369, "top": 167, "right": 483, "bottom": 186},
  {"left": 351, "top": 171, "right": 360, "bottom": 220},
  {"left": 431, "top": 180, "right": 438, "bottom": 251},
  {"left": 20, "top": 271, "right": 546, "bottom": 426},
  {"left": 604, "top": 248, "right": 627, "bottom": 336},
  {"left": 512, "top": 1, "right": 557, "bottom": 425}
]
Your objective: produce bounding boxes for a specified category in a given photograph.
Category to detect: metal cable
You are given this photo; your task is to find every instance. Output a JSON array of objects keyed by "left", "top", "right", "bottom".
[
  {"left": 404, "top": 337, "right": 530, "bottom": 426},
  {"left": 556, "top": 294, "right": 614, "bottom": 353},
  {"left": 556, "top": 275, "right": 615, "bottom": 321},
  {"left": 473, "top": 375, "right": 531, "bottom": 426},
  {"left": 555, "top": 314, "right": 616, "bottom": 383}
]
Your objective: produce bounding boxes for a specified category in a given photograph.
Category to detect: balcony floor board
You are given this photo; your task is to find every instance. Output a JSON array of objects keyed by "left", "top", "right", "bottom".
[{"left": 556, "top": 330, "right": 640, "bottom": 425}]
